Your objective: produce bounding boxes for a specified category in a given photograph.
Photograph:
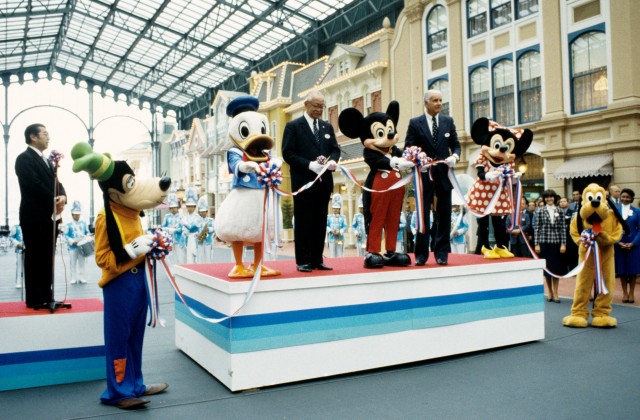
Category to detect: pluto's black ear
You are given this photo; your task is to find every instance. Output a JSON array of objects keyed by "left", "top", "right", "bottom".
[
  {"left": 471, "top": 117, "right": 490, "bottom": 146},
  {"left": 339, "top": 108, "right": 365, "bottom": 140},
  {"left": 514, "top": 129, "right": 533, "bottom": 157},
  {"left": 386, "top": 101, "right": 400, "bottom": 127}
]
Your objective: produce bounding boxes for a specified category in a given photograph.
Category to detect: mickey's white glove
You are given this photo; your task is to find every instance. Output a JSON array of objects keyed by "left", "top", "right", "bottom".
[
  {"left": 238, "top": 161, "right": 260, "bottom": 173},
  {"left": 309, "top": 161, "right": 323, "bottom": 174},
  {"left": 326, "top": 160, "right": 338, "bottom": 171},
  {"left": 445, "top": 155, "right": 458, "bottom": 167},
  {"left": 485, "top": 171, "right": 501, "bottom": 181},
  {"left": 124, "top": 234, "right": 154, "bottom": 259},
  {"left": 390, "top": 156, "right": 414, "bottom": 171},
  {"left": 512, "top": 171, "right": 522, "bottom": 179}
]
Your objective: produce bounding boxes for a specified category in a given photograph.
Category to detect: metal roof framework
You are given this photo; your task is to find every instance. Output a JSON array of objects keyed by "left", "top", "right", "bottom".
[{"left": 0, "top": 0, "right": 402, "bottom": 122}]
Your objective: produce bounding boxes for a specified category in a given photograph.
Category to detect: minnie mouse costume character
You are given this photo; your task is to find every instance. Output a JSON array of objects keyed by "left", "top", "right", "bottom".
[
  {"left": 467, "top": 118, "right": 533, "bottom": 258},
  {"left": 339, "top": 101, "right": 414, "bottom": 268}
]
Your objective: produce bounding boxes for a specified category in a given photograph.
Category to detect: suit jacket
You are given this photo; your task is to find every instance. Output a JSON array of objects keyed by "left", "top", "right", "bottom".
[
  {"left": 282, "top": 115, "right": 341, "bottom": 192},
  {"left": 15, "top": 147, "right": 66, "bottom": 223},
  {"left": 405, "top": 113, "right": 461, "bottom": 191},
  {"left": 534, "top": 206, "right": 566, "bottom": 245}
]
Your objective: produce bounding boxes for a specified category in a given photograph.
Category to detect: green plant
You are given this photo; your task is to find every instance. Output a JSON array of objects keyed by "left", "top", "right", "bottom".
[{"left": 281, "top": 198, "right": 293, "bottom": 229}]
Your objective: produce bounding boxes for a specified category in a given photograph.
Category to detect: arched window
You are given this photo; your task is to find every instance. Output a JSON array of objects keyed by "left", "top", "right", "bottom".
[
  {"left": 427, "top": 5, "right": 447, "bottom": 53},
  {"left": 571, "top": 31, "right": 607, "bottom": 113},
  {"left": 493, "top": 60, "right": 515, "bottom": 125},
  {"left": 517, "top": 50, "right": 541, "bottom": 123},
  {"left": 470, "top": 66, "right": 490, "bottom": 122},
  {"left": 467, "top": 0, "right": 488, "bottom": 38},
  {"left": 429, "top": 78, "right": 450, "bottom": 116}
]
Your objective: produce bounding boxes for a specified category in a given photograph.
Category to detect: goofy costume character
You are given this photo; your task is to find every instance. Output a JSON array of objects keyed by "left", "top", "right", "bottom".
[{"left": 71, "top": 142, "right": 171, "bottom": 410}]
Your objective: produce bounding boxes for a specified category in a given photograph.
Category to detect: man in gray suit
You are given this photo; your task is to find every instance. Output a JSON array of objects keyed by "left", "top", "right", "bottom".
[
  {"left": 405, "top": 90, "right": 461, "bottom": 266},
  {"left": 282, "top": 90, "right": 341, "bottom": 272}
]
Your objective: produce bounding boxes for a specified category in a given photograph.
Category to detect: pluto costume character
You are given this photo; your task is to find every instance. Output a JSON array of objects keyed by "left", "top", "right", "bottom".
[
  {"left": 214, "top": 96, "right": 281, "bottom": 278},
  {"left": 563, "top": 184, "right": 624, "bottom": 328},
  {"left": 467, "top": 118, "right": 533, "bottom": 258},
  {"left": 339, "top": 101, "right": 413, "bottom": 268},
  {"left": 71, "top": 142, "right": 171, "bottom": 410}
]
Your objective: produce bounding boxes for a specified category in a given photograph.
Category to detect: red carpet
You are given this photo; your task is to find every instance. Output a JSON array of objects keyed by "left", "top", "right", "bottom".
[
  {"left": 179, "top": 254, "right": 530, "bottom": 282},
  {"left": 0, "top": 298, "right": 104, "bottom": 318}
]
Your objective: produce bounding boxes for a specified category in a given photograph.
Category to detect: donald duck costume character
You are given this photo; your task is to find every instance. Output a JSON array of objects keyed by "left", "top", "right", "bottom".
[
  {"left": 64, "top": 200, "right": 90, "bottom": 284},
  {"left": 197, "top": 196, "right": 215, "bottom": 264},
  {"left": 71, "top": 142, "right": 171, "bottom": 410},
  {"left": 181, "top": 187, "right": 203, "bottom": 264},
  {"left": 214, "top": 96, "right": 281, "bottom": 278},
  {"left": 326, "top": 194, "right": 347, "bottom": 258}
]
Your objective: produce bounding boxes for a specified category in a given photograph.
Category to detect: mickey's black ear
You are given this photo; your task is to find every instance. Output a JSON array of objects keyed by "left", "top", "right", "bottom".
[
  {"left": 471, "top": 117, "right": 490, "bottom": 145},
  {"left": 386, "top": 101, "right": 400, "bottom": 127},
  {"left": 513, "top": 129, "right": 533, "bottom": 156},
  {"left": 339, "top": 108, "right": 365, "bottom": 139}
]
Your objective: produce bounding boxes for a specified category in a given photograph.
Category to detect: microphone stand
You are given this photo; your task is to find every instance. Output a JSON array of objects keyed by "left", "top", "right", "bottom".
[{"left": 34, "top": 152, "right": 71, "bottom": 313}]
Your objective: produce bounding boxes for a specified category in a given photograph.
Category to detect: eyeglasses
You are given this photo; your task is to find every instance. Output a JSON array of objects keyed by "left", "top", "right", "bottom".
[{"left": 308, "top": 102, "right": 326, "bottom": 109}]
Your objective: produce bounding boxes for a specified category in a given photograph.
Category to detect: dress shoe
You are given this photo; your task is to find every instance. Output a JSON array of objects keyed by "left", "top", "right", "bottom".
[
  {"left": 436, "top": 258, "right": 448, "bottom": 266},
  {"left": 296, "top": 264, "right": 312, "bottom": 273},
  {"left": 143, "top": 383, "right": 169, "bottom": 396},
  {"left": 115, "top": 397, "right": 150, "bottom": 410},
  {"left": 415, "top": 257, "right": 427, "bottom": 266},
  {"left": 313, "top": 264, "right": 333, "bottom": 271}
]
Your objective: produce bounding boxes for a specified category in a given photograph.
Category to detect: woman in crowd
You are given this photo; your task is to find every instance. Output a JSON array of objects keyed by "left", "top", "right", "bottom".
[
  {"left": 534, "top": 190, "right": 566, "bottom": 303},
  {"left": 615, "top": 188, "right": 640, "bottom": 303}
]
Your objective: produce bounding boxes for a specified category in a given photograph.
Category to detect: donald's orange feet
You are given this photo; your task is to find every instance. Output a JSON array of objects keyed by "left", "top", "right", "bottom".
[
  {"left": 249, "top": 264, "right": 281, "bottom": 277},
  {"left": 228, "top": 265, "right": 253, "bottom": 278}
]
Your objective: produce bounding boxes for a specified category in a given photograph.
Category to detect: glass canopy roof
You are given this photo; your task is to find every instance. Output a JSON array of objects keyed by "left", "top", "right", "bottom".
[{"left": 1, "top": 0, "right": 358, "bottom": 114}]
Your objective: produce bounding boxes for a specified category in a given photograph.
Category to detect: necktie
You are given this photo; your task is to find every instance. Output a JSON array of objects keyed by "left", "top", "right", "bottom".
[
  {"left": 432, "top": 115, "right": 438, "bottom": 141},
  {"left": 313, "top": 119, "right": 320, "bottom": 143}
]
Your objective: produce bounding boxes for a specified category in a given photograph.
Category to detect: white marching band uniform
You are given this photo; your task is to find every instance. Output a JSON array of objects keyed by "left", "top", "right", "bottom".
[
  {"left": 9, "top": 225, "right": 25, "bottom": 288},
  {"left": 197, "top": 196, "right": 214, "bottom": 264},
  {"left": 161, "top": 194, "right": 183, "bottom": 265},
  {"left": 352, "top": 211, "right": 366, "bottom": 256},
  {"left": 181, "top": 187, "right": 203, "bottom": 264},
  {"left": 326, "top": 194, "right": 347, "bottom": 258},
  {"left": 65, "top": 201, "right": 90, "bottom": 284}
]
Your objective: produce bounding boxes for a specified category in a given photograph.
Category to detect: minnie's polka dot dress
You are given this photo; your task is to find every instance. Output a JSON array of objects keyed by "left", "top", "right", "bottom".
[{"left": 466, "top": 154, "right": 514, "bottom": 215}]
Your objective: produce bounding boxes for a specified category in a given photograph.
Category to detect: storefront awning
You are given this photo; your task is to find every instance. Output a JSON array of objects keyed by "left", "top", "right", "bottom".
[{"left": 553, "top": 154, "right": 613, "bottom": 180}]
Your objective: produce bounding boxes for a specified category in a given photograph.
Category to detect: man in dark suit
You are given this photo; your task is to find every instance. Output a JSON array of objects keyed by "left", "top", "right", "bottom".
[
  {"left": 405, "top": 90, "right": 461, "bottom": 266},
  {"left": 15, "top": 123, "right": 66, "bottom": 308},
  {"left": 282, "top": 90, "right": 341, "bottom": 272}
]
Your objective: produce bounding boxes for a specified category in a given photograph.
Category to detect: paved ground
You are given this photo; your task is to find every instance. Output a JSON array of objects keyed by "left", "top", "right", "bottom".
[{"left": 2, "top": 242, "right": 640, "bottom": 419}]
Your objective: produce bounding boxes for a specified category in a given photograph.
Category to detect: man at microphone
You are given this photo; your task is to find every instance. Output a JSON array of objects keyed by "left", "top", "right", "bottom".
[{"left": 15, "top": 123, "right": 66, "bottom": 309}]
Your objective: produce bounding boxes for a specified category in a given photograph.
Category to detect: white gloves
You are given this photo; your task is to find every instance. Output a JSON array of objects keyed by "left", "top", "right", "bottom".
[
  {"left": 445, "top": 155, "right": 458, "bottom": 167},
  {"left": 326, "top": 160, "right": 337, "bottom": 171},
  {"left": 124, "top": 234, "right": 154, "bottom": 259},
  {"left": 512, "top": 171, "right": 522, "bottom": 179},
  {"left": 485, "top": 171, "right": 501, "bottom": 181},
  {"left": 238, "top": 161, "right": 260, "bottom": 173},
  {"left": 390, "top": 156, "right": 414, "bottom": 171},
  {"left": 309, "top": 161, "right": 323, "bottom": 174}
]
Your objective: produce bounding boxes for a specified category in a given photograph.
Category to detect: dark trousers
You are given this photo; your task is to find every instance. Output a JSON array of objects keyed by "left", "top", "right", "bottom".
[
  {"left": 414, "top": 184, "right": 451, "bottom": 261},
  {"left": 293, "top": 185, "right": 331, "bottom": 266},
  {"left": 21, "top": 220, "right": 58, "bottom": 307}
]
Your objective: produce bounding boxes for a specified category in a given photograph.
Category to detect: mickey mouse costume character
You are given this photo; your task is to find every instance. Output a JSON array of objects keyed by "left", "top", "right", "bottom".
[
  {"left": 71, "top": 142, "right": 171, "bottom": 410},
  {"left": 466, "top": 118, "right": 533, "bottom": 258},
  {"left": 214, "top": 96, "right": 281, "bottom": 278},
  {"left": 339, "top": 101, "right": 414, "bottom": 268}
]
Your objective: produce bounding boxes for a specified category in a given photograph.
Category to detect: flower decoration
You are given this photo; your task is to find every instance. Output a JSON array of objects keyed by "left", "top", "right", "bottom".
[{"left": 147, "top": 228, "right": 173, "bottom": 260}]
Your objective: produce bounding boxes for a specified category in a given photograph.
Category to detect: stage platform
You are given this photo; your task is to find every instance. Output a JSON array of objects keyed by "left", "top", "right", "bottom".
[
  {"left": 173, "top": 254, "right": 546, "bottom": 391},
  {"left": 0, "top": 299, "right": 106, "bottom": 391}
]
